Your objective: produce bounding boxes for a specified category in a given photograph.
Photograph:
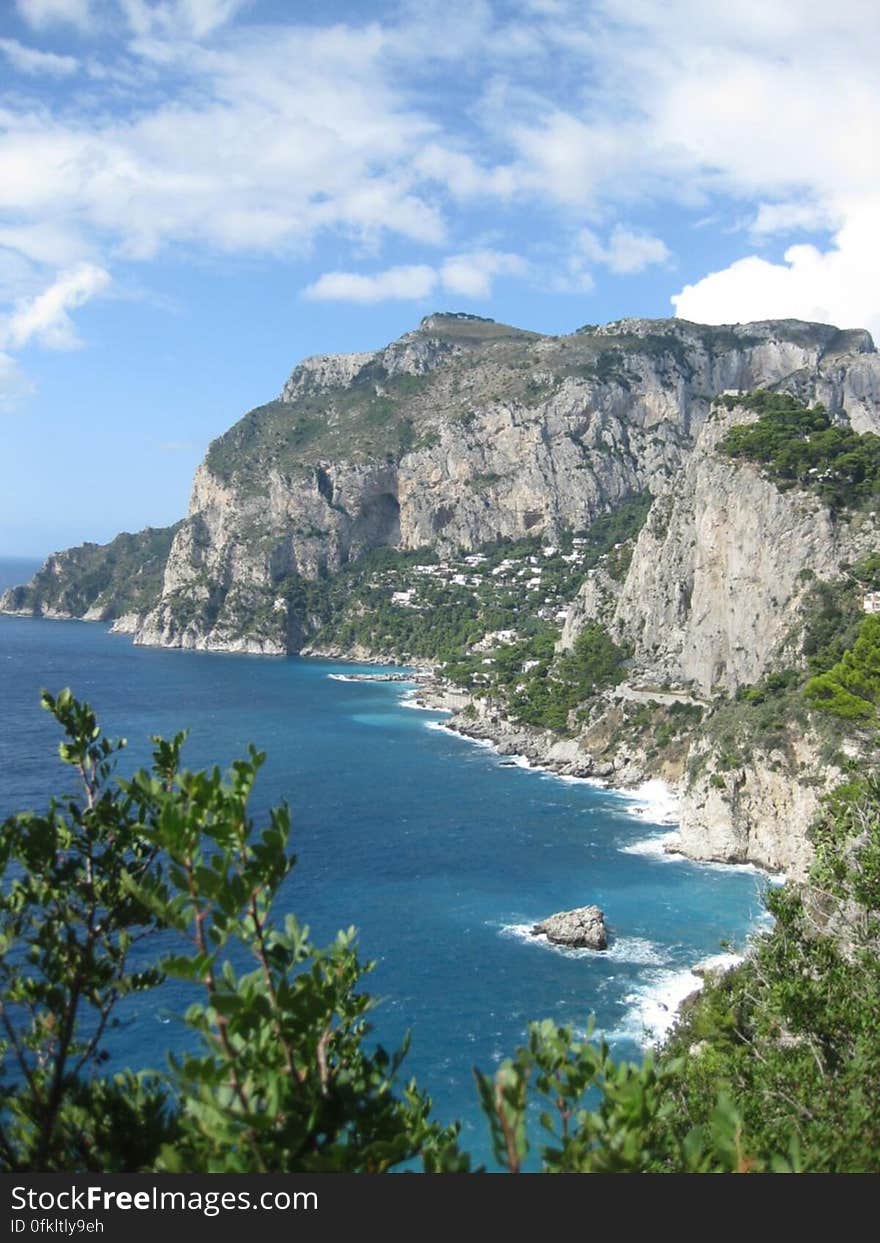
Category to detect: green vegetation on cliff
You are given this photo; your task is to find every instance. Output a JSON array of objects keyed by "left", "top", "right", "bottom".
[
  {"left": 306, "top": 492, "right": 649, "bottom": 654},
  {"left": 0, "top": 525, "right": 181, "bottom": 621},
  {"left": 204, "top": 319, "right": 778, "bottom": 492},
  {"left": 805, "top": 613, "right": 880, "bottom": 723},
  {"left": 3, "top": 690, "right": 879, "bottom": 1173},
  {"left": 205, "top": 374, "right": 434, "bottom": 484},
  {"left": 719, "top": 390, "right": 880, "bottom": 510},
  {"left": 303, "top": 492, "right": 650, "bottom": 730},
  {"left": 683, "top": 559, "right": 880, "bottom": 780}
]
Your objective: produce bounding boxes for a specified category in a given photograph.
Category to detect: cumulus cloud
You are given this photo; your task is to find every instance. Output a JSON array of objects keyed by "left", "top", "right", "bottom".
[
  {"left": 577, "top": 226, "right": 671, "bottom": 275},
  {"left": 304, "top": 251, "right": 527, "bottom": 303},
  {"left": 0, "top": 223, "right": 88, "bottom": 269},
  {"left": 304, "top": 265, "right": 438, "bottom": 304},
  {"left": 488, "top": 1, "right": 880, "bottom": 327},
  {"left": 0, "top": 22, "right": 444, "bottom": 264},
  {"left": 2, "top": 0, "right": 879, "bottom": 350},
  {"left": 749, "top": 201, "right": 840, "bottom": 238},
  {"left": 440, "top": 251, "right": 527, "bottom": 298},
  {"left": 672, "top": 197, "right": 880, "bottom": 337},
  {"left": 3, "top": 263, "right": 111, "bottom": 349}
]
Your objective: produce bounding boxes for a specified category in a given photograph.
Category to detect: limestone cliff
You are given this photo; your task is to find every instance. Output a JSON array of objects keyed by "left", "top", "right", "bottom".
[
  {"left": 558, "top": 384, "right": 880, "bottom": 875},
  {"left": 570, "top": 404, "right": 880, "bottom": 696},
  {"left": 121, "top": 315, "right": 880, "bottom": 653}
]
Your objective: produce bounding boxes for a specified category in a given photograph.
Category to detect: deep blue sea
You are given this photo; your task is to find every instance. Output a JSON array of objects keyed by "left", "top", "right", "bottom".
[{"left": 0, "top": 557, "right": 767, "bottom": 1165}]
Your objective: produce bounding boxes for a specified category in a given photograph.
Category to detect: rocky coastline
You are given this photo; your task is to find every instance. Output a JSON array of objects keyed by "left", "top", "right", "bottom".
[{"left": 401, "top": 674, "right": 813, "bottom": 876}]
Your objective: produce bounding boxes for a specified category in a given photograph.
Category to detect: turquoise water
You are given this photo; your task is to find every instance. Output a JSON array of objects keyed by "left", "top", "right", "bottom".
[{"left": 0, "top": 561, "right": 767, "bottom": 1163}]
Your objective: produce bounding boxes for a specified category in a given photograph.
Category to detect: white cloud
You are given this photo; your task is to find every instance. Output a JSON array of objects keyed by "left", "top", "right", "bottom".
[
  {"left": 2, "top": 0, "right": 879, "bottom": 348},
  {"left": 489, "top": 0, "right": 879, "bottom": 331},
  {"left": 3, "top": 263, "right": 111, "bottom": 349},
  {"left": 304, "top": 251, "right": 527, "bottom": 303},
  {"left": 15, "top": 0, "right": 94, "bottom": 29},
  {"left": 304, "top": 265, "right": 438, "bottom": 304},
  {"left": 577, "top": 226, "right": 671, "bottom": 275},
  {"left": 119, "top": 0, "right": 250, "bottom": 39},
  {"left": 0, "top": 223, "right": 89, "bottom": 269},
  {"left": 440, "top": 251, "right": 527, "bottom": 298},
  {"left": 0, "top": 23, "right": 444, "bottom": 263},
  {"left": 672, "top": 197, "right": 880, "bottom": 338},
  {"left": 0, "top": 38, "right": 78, "bottom": 75},
  {"left": 750, "top": 201, "right": 840, "bottom": 238},
  {"left": 414, "top": 143, "right": 516, "bottom": 200}
]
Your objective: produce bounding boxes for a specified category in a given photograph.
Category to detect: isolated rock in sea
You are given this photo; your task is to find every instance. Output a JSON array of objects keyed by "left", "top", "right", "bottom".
[{"left": 531, "top": 905, "right": 608, "bottom": 949}]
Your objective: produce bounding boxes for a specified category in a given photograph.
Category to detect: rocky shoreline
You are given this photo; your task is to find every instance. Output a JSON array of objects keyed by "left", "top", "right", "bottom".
[
  {"left": 403, "top": 675, "right": 701, "bottom": 842},
  {"left": 399, "top": 675, "right": 810, "bottom": 876},
  {"left": 0, "top": 598, "right": 812, "bottom": 876}
]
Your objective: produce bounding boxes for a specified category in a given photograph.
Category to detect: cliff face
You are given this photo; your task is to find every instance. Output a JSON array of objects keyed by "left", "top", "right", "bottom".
[
  {"left": 557, "top": 384, "right": 880, "bottom": 876},
  {"left": 127, "top": 314, "right": 879, "bottom": 653},
  {"left": 0, "top": 525, "right": 180, "bottom": 624},
  {"left": 5, "top": 311, "right": 879, "bottom": 876},
  {"left": 9, "top": 313, "right": 874, "bottom": 655},
  {"left": 676, "top": 734, "right": 842, "bottom": 877},
  {"left": 572, "top": 405, "right": 880, "bottom": 696}
]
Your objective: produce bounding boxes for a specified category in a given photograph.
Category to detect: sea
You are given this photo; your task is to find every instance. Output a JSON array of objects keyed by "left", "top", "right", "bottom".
[{"left": 0, "top": 556, "right": 769, "bottom": 1166}]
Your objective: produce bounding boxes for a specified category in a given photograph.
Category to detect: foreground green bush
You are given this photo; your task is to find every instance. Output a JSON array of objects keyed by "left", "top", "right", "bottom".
[
  {"left": 2, "top": 691, "right": 879, "bottom": 1172},
  {"left": 660, "top": 775, "right": 880, "bottom": 1172},
  {"left": 0, "top": 690, "right": 464, "bottom": 1174}
]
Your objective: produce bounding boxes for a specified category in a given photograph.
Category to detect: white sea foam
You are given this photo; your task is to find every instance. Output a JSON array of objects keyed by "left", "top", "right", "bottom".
[
  {"left": 399, "top": 694, "right": 447, "bottom": 712},
  {"left": 613, "top": 779, "right": 680, "bottom": 825},
  {"left": 499, "top": 923, "right": 667, "bottom": 966},
  {"left": 619, "top": 831, "right": 682, "bottom": 861},
  {"left": 328, "top": 671, "right": 420, "bottom": 684},
  {"left": 608, "top": 951, "right": 744, "bottom": 1046},
  {"left": 548, "top": 772, "right": 605, "bottom": 787},
  {"left": 424, "top": 721, "right": 500, "bottom": 750},
  {"left": 692, "top": 858, "right": 772, "bottom": 877},
  {"left": 609, "top": 967, "right": 704, "bottom": 1045},
  {"left": 619, "top": 832, "right": 783, "bottom": 878},
  {"left": 501, "top": 914, "right": 751, "bottom": 1048}
]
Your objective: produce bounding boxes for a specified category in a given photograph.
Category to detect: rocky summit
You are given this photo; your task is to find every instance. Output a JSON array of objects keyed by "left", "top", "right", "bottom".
[{"left": 5, "top": 311, "right": 880, "bottom": 877}]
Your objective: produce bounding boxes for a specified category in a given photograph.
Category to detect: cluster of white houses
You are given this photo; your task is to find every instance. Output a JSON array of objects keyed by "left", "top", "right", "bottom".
[{"left": 377, "top": 538, "right": 603, "bottom": 625}]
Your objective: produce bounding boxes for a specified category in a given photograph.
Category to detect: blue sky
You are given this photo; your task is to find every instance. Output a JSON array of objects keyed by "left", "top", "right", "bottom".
[{"left": 1, "top": 0, "right": 878, "bottom": 555}]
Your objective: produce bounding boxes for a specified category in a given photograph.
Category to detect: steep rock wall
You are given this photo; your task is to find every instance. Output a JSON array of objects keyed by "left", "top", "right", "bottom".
[
  {"left": 564, "top": 402, "right": 880, "bottom": 696},
  {"left": 135, "top": 316, "right": 876, "bottom": 652}
]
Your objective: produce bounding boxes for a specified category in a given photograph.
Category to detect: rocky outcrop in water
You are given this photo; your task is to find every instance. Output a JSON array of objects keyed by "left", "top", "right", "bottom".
[{"left": 531, "top": 905, "right": 608, "bottom": 950}]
